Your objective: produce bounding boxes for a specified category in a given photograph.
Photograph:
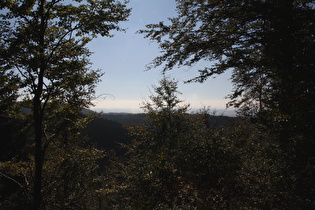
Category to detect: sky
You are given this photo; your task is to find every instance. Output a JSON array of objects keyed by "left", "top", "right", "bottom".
[{"left": 88, "top": 0, "right": 235, "bottom": 115}]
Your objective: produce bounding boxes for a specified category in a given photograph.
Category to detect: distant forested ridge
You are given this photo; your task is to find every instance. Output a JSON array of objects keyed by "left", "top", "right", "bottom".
[
  {"left": 87, "top": 117, "right": 131, "bottom": 151},
  {"left": 100, "top": 113, "right": 148, "bottom": 125},
  {"left": 99, "top": 112, "right": 233, "bottom": 126},
  {"left": 87, "top": 112, "right": 234, "bottom": 152}
]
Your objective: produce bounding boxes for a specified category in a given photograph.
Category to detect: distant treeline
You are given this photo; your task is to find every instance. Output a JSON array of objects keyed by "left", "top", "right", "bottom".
[{"left": 87, "top": 112, "right": 235, "bottom": 152}]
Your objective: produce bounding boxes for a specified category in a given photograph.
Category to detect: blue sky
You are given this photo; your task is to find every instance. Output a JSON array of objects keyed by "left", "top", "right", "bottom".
[{"left": 88, "top": 0, "right": 234, "bottom": 115}]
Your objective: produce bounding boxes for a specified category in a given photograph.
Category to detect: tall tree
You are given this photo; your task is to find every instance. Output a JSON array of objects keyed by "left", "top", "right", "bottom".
[
  {"left": 139, "top": 0, "right": 315, "bottom": 116},
  {"left": 0, "top": 0, "right": 130, "bottom": 209},
  {"left": 140, "top": 0, "right": 315, "bottom": 206}
]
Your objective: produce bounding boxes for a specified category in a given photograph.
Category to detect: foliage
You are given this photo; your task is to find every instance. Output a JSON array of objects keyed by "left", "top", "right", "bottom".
[
  {"left": 0, "top": 115, "right": 105, "bottom": 209},
  {"left": 1, "top": 0, "right": 131, "bottom": 111},
  {"left": 1, "top": 0, "right": 314, "bottom": 208},
  {"left": 101, "top": 78, "right": 203, "bottom": 208},
  {"left": 0, "top": 0, "right": 130, "bottom": 208},
  {"left": 139, "top": 0, "right": 315, "bottom": 116},
  {"left": 40, "top": 116, "right": 105, "bottom": 209},
  {"left": 0, "top": 71, "right": 19, "bottom": 117},
  {"left": 140, "top": 0, "right": 315, "bottom": 207},
  {"left": 101, "top": 78, "right": 289, "bottom": 209},
  {"left": 139, "top": 78, "right": 191, "bottom": 154}
]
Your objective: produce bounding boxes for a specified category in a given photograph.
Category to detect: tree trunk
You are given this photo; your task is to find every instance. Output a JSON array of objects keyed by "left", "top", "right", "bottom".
[
  {"left": 33, "top": 1, "right": 46, "bottom": 208},
  {"left": 33, "top": 106, "right": 44, "bottom": 210}
]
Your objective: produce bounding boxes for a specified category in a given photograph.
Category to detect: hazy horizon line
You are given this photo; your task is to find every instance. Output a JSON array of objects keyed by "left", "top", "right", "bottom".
[{"left": 90, "top": 107, "right": 237, "bottom": 117}]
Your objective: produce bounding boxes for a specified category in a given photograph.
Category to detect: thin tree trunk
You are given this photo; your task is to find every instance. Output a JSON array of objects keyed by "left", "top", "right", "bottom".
[
  {"left": 33, "top": 0, "right": 46, "bottom": 208},
  {"left": 33, "top": 105, "right": 44, "bottom": 210}
]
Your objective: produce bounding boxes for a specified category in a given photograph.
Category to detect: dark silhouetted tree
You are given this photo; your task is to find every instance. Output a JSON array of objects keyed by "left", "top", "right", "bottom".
[
  {"left": 0, "top": 0, "right": 130, "bottom": 208},
  {"left": 140, "top": 1, "right": 315, "bottom": 206},
  {"left": 140, "top": 0, "right": 315, "bottom": 120}
]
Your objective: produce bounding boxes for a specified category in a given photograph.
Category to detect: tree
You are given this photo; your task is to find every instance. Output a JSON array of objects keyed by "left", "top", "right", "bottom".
[
  {"left": 101, "top": 78, "right": 195, "bottom": 208},
  {"left": 140, "top": 78, "right": 191, "bottom": 154},
  {"left": 102, "top": 78, "right": 236, "bottom": 208},
  {"left": 140, "top": 1, "right": 315, "bottom": 206},
  {"left": 0, "top": 0, "right": 130, "bottom": 208},
  {"left": 140, "top": 0, "right": 315, "bottom": 117}
]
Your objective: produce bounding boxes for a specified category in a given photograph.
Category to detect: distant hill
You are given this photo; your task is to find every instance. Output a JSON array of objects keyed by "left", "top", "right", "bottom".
[
  {"left": 99, "top": 112, "right": 234, "bottom": 127},
  {"left": 87, "top": 118, "right": 131, "bottom": 151},
  {"left": 100, "top": 113, "right": 147, "bottom": 125},
  {"left": 86, "top": 112, "right": 235, "bottom": 155}
]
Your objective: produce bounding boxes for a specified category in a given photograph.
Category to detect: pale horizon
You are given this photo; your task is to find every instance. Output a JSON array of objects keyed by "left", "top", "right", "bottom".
[{"left": 91, "top": 98, "right": 236, "bottom": 116}]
